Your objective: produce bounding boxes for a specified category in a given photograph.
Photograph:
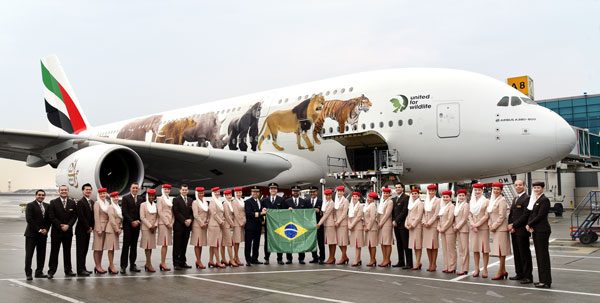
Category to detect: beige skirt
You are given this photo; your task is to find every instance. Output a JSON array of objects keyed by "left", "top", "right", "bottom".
[
  {"left": 324, "top": 225, "right": 337, "bottom": 245},
  {"left": 470, "top": 229, "right": 490, "bottom": 253},
  {"left": 366, "top": 230, "right": 379, "bottom": 248},
  {"left": 379, "top": 226, "right": 394, "bottom": 246},
  {"left": 221, "top": 226, "right": 233, "bottom": 247},
  {"left": 93, "top": 232, "right": 105, "bottom": 251},
  {"left": 190, "top": 227, "right": 208, "bottom": 247},
  {"left": 103, "top": 232, "right": 120, "bottom": 251},
  {"left": 336, "top": 225, "right": 349, "bottom": 246},
  {"left": 140, "top": 229, "right": 157, "bottom": 250},
  {"left": 490, "top": 231, "right": 511, "bottom": 257},
  {"left": 157, "top": 225, "right": 173, "bottom": 246},
  {"left": 409, "top": 227, "right": 423, "bottom": 250},
  {"left": 208, "top": 226, "right": 222, "bottom": 247},
  {"left": 422, "top": 225, "right": 439, "bottom": 249},
  {"left": 232, "top": 226, "right": 244, "bottom": 244},
  {"left": 350, "top": 229, "right": 365, "bottom": 248}
]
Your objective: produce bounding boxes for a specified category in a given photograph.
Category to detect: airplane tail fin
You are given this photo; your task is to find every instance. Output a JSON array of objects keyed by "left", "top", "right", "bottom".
[{"left": 41, "top": 55, "right": 90, "bottom": 134}]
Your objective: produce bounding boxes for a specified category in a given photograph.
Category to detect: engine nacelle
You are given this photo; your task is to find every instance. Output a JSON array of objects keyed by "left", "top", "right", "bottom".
[{"left": 56, "top": 144, "right": 144, "bottom": 199}]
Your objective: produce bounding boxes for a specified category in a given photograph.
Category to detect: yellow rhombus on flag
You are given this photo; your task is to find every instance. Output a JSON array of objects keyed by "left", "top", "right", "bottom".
[{"left": 274, "top": 222, "right": 308, "bottom": 241}]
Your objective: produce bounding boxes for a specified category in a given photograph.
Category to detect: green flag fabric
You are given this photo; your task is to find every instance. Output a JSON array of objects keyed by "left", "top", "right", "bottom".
[{"left": 266, "top": 209, "right": 317, "bottom": 253}]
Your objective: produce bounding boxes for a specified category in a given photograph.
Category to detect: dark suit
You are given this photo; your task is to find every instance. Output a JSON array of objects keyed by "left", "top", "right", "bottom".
[
  {"left": 172, "top": 195, "right": 193, "bottom": 266},
  {"left": 527, "top": 194, "right": 552, "bottom": 285},
  {"left": 48, "top": 197, "right": 77, "bottom": 274},
  {"left": 307, "top": 196, "right": 325, "bottom": 261},
  {"left": 284, "top": 197, "right": 309, "bottom": 262},
  {"left": 508, "top": 192, "right": 532, "bottom": 280},
  {"left": 24, "top": 200, "right": 50, "bottom": 277},
  {"left": 392, "top": 193, "right": 412, "bottom": 267},
  {"left": 75, "top": 197, "right": 94, "bottom": 273},
  {"left": 244, "top": 197, "right": 263, "bottom": 262},
  {"left": 120, "top": 194, "right": 144, "bottom": 269},
  {"left": 261, "top": 195, "right": 285, "bottom": 261}
]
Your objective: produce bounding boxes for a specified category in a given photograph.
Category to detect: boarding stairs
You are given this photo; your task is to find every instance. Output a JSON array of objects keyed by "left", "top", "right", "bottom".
[
  {"left": 570, "top": 190, "right": 600, "bottom": 244},
  {"left": 326, "top": 149, "right": 403, "bottom": 192}
]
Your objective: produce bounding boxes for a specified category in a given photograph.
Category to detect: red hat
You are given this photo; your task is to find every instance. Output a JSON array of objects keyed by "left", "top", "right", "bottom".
[
  {"left": 97, "top": 188, "right": 107, "bottom": 193},
  {"left": 472, "top": 183, "right": 485, "bottom": 189},
  {"left": 368, "top": 192, "right": 378, "bottom": 198},
  {"left": 147, "top": 189, "right": 156, "bottom": 195},
  {"left": 324, "top": 189, "right": 333, "bottom": 195},
  {"left": 411, "top": 188, "right": 420, "bottom": 193},
  {"left": 352, "top": 191, "right": 360, "bottom": 196},
  {"left": 427, "top": 184, "right": 437, "bottom": 190},
  {"left": 162, "top": 184, "right": 172, "bottom": 189},
  {"left": 492, "top": 182, "right": 504, "bottom": 189},
  {"left": 382, "top": 187, "right": 391, "bottom": 193},
  {"left": 457, "top": 189, "right": 467, "bottom": 195},
  {"left": 223, "top": 189, "right": 232, "bottom": 195},
  {"left": 110, "top": 191, "right": 119, "bottom": 197},
  {"left": 336, "top": 186, "right": 345, "bottom": 191},
  {"left": 234, "top": 186, "right": 243, "bottom": 192},
  {"left": 211, "top": 187, "right": 220, "bottom": 192},
  {"left": 195, "top": 187, "right": 205, "bottom": 192},
  {"left": 441, "top": 190, "right": 453, "bottom": 196}
]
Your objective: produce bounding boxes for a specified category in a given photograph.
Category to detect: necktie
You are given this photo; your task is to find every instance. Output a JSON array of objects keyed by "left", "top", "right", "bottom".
[
  {"left": 62, "top": 199, "right": 67, "bottom": 209},
  {"left": 294, "top": 198, "right": 297, "bottom": 207},
  {"left": 312, "top": 198, "right": 315, "bottom": 207},
  {"left": 39, "top": 203, "right": 45, "bottom": 216},
  {"left": 257, "top": 199, "right": 261, "bottom": 209},
  {"left": 88, "top": 199, "right": 92, "bottom": 210}
]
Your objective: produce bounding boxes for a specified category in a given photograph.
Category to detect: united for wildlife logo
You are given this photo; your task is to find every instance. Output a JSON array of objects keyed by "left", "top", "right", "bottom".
[
  {"left": 274, "top": 222, "right": 308, "bottom": 241},
  {"left": 390, "top": 95, "right": 409, "bottom": 112}
]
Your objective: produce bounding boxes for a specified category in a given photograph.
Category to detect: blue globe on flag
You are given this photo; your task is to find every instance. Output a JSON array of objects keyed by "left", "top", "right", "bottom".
[{"left": 284, "top": 223, "right": 298, "bottom": 239}]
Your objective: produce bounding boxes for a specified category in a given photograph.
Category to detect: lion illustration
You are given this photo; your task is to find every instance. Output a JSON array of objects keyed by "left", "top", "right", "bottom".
[
  {"left": 156, "top": 118, "right": 197, "bottom": 145},
  {"left": 312, "top": 94, "right": 372, "bottom": 144},
  {"left": 257, "top": 95, "right": 325, "bottom": 151},
  {"left": 116, "top": 114, "right": 163, "bottom": 141},
  {"left": 227, "top": 102, "right": 262, "bottom": 151}
]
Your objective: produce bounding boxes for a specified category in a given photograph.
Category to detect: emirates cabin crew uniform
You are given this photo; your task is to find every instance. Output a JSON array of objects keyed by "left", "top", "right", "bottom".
[
  {"left": 318, "top": 195, "right": 337, "bottom": 246},
  {"left": 190, "top": 188, "right": 209, "bottom": 247},
  {"left": 469, "top": 187, "right": 490, "bottom": 254},
  {"left": 104, "top": 193, "right": 123, "bottom": 251},
  {"left": 93, "top": 190, "right": 110, "bottom": 252},
  {"left": 377, "top": 192, "right": 394, "bottom": 246},
  {"left": 208, "top": 189, "right": 225, "bottom": 248},
  {"left": 422, "top": 188, "right": 440, "bottom": 250},
  {"left": 348, "top": 194, "right": 365, "bottom": 249},
  {"left": 438, "top": 190, "right": 457, "bottom": 273},
  {"left": 232, "top": 190, "right": 246, "bottom": 245},
  {"left": 157, "top": 185, "right": 174, "bottom": 247},
  {"left": 334, "top": 189, "right": 350, "bottom": 247},
  {"left": 453, "top": 189, "right": 470, "bottom": 275},
  {"left": 363, "top": 197, "right": 379, "bottom": 248},
  {"left": 140, "top": 193, "right": 159, "bottom": 250},
  {"left": 406, "top": 191, "right": 424, "bottom": 251},
  {"left": 488, "top": 193, "right": 511, "bottom": 258}
]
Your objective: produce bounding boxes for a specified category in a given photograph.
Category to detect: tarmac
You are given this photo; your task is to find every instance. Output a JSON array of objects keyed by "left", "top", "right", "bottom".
[{"left": 1, "top": 209, "right": 599, "bottom": 303}]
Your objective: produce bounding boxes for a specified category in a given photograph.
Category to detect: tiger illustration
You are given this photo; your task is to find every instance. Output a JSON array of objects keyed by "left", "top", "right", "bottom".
[{"left": 312, "top": 94, "right": 372, "bottom": 144}]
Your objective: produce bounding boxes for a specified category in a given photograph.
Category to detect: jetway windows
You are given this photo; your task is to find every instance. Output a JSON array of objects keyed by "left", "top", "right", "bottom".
[
  {"left": 497, "top": 96, "right": 509, "bottom": 107},
  {"left": 511, "top": 97, "right": 522, "bottom": 106}
]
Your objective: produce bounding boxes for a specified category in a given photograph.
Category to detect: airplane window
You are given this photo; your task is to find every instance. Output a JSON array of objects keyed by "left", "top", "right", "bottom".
[
  {"left": 341, "top": 88, "right": 346, "bottom": 93},
  {"left": 349, "top": 87, "right": 354, "bottom": 92},
  {"left": 345, "top": 126, "right": 349, "bottom": 132},
  {"left": 379, "top": 122, "right": 384, "bottom": 128},
  {"left": 284, "top": 98, "right": 288, "bottom": 103},
  {"left": 353, "top": 125, "right": 357, "bottom": 131},
  {"left": 521, "top": 97, "right": 537, "bottom": 105},
  {"left": 329, "top": 127, "right": 333, "bottom": 133},
  {"left": 278, "top": 99, "right": 282, "bottom": 104},
  {"left": 370, "top": 122, "right": 375, "bottom": 129},
  {"left": 497, "top": 96, "right": 509, "bottom": 107},
  {"left": 398, "top": 120, "right": 403, "bottom": 126},
  {"left": 389, "top": 121, "right": 393, "bottom": 127},
  {"left": 326, "top": 91, "right": 330, "bottom": 96},
  {"left": 333, "top": 90, "right": 338, "bottom": 95},
  {"left": 226, "top": 109, "right": 230, "bottom": 113},
  {"left": 362, "top": 123, "right": 366, "bottom": 130},
  {"left": 238, "top": 107, "right": 241, "bottom": 111},
  {"left": 408, "top": 119, "right": 413, "bottom": 125},
  {"left": 298, "top": 96, "right": 302, "bottom": 101},
  {"left": 511, "top": 97, "right": 522, "bottom": 106}
]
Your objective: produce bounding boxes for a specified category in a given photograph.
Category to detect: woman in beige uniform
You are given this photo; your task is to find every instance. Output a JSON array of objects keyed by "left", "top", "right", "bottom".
[
  {"left": 208, "top": 187, "right": 225, "bottom": 268},
  {"left": 453, "top": 189, "right": 470, "bottom": 276},
  {"left": 334, "top": 186, "right": 350, "bottom": 265},
  {"left": 316, "top": 189, "right": 337, "bottom": 264},
  {"left": 232, "top": 187, "right": 246, "bottom": 266},
  {"left": 105, "top": 192, "right": 123, "bottom": 274},
  {"left": 93, "top": 188, "right": 109, "bottom": 274},
  {"left": 139, "top": 189, "right": 158, "bottom": 272},
  {"left": 363, "top": 192, "right": 379, "bottom": 267},
  {"left": 469, "top": 183, "right": 490, "bottom": 278},
  {"left": 347, "top": 192, "right": 364, "bottom": 266},
  {"left": 437, "top": 190, "right": 456, "bottom": 274},
  {"left": 157, "top": 184, "right": 174, "bottom": 271},
  {"left": 221, "top": 189, "right": 237, "bottom": 267},
  {"left": 405, "top": 188, "right": 424, "bottom": 270},
  {"left": 191, "top": 187, "right": 208, "bottom": 269},
  {"left": 422, "top": 184, "right": 440, "bottom": 272},
  {"left": 488, "top": 182, "right": 511, "bottom": 280},
  {"left": 378, "top": 187, "right": 394, "bottom": 267}
]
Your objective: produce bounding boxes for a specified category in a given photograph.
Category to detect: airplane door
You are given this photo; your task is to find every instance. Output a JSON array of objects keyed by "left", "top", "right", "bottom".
[{"left": 437, "top": 103, "right": 460, "bottom": 138}]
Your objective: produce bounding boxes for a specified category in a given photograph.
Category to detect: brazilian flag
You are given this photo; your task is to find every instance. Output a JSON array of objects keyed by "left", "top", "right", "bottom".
[{"left": 266, "top": 209, "right": 317, "bottom": 253}]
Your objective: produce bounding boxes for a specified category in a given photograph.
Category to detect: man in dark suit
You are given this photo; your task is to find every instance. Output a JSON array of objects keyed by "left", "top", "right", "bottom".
[
  {"left": 284, "top": 186, "right": 309, "bottom": 264},
  {"left": 172, "top": 184, "right": 193, "bottom": 270},
  {"left": 24, "top": 190, "right": 50, "bottom": 280},
  {"left": 261, "top": 182, "right": 285, "bottom": 265},
  {"left": 47, "top": 185, "right": 78, "bottom": 279},
  {"left": 244, "top": 186, "right": 266, "bottom": 266},
  {"left": 75, "top": 183, "right": 94, "bottom": 276},
  {"left": 392, "top": 182, "right": 412, "bottom": 269},
  {"left": 508, "top": 179, "right": 533, "bottom": 284},
  {"left": 307, "top": 186, "right": 324, "bottom": 264},
  {"left": 527, "top": 181, "right": 552, "bottom": 288},
  {"left": 120, "top": 182, "right": 144, "bottom": 273}
]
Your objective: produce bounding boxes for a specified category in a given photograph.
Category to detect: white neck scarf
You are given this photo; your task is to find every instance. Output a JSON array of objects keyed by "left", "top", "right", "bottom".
[
  {"left": 348, "top": 200, "right": 360, "bottom": 218},
  {"left": 334, "top": 194, "right": 344, "bottom": 209},
  {"left": 98, "top": 197, "right": 109, "bottom": 213},
  {"left": 211, "top": 193, "right": 224, "bottom": 211},
  {"left": 527, "top": 193, "right": 539, "bottom": 211},
  {"left": 377, "top": 197, "right": 390, "bottom": 214},
  {"left": 194, "top": 192, "right": 208, "bottom": 211},
  {"left": 146, "top": 194, "right": 157, "bottom": 214},
  {"left": 323, "top": 198, "right": 332, "bottom": 211},
  {"left": 363, "top": 202, "right": 373, "bottom": 213},
  {"left": 235, "top": 196, "right": 245, "bottom": 207},
  {"left": 487, "top": 192, "right": 501, "bottom": 213},
  {"left": 408, "top": 196, "right": 419, "bottom": 210},
  {"left": 224, "top": 198, "right": 234, "bottom": 212},
  {"left": 161, "top": 195, "right": 173, "bottom": 207},
  {"left": 454, "top": 199, "right": 465, "bottom": 216},
  {"left": 469, "top": 193, "right": 485, "bottom": 215},
  {"left": 111, "top": 199, "right": 123, "bottom": 219},
  {"left": 424, "top": 194, "right": 436, "bottom": 212},
  {"left": 438, "top": 199, "right": 449, "bottom": 216}
]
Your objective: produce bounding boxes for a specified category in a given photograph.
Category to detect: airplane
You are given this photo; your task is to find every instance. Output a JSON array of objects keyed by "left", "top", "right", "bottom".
[{"left": 0, "top": 55, "right": 576, "bottom": 199}]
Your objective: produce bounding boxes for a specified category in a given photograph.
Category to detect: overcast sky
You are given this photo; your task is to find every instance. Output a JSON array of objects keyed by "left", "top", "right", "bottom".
[{"left": 1, "top": 0, "right": 599, "bottom": 191}]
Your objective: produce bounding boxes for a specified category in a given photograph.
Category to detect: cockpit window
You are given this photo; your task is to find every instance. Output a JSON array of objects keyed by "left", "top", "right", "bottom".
[
  {"left": 497, "top": 96, "right": 509, "bottom": 107},
  {"left": 520, "top": 97, "right": 537, "bottom": 105},
  {"left": 511, "top": 96, "right": 522, "bottom": 106}
]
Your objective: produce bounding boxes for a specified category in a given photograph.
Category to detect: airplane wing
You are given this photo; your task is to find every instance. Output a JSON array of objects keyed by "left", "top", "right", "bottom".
[{"left": 0, "top": 128, "right": 292, "bottom": 187}]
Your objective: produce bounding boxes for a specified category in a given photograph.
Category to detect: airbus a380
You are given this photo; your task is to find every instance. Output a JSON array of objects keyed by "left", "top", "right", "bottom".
[{"left": 0, "top": 55, "right": 576, "bottom": 198}]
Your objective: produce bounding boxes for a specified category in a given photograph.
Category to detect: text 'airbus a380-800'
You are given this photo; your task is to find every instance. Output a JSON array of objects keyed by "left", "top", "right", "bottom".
[{"left": 0, "top": 55, "right": 576, "bottom": 198}]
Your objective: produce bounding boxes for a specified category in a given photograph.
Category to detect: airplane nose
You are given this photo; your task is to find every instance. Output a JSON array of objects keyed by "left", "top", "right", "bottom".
[{"left": 554, "top": 115, "right": 576, "bottom": 161}]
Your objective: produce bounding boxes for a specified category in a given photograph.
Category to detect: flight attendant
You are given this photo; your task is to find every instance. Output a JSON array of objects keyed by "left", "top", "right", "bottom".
[
  {"left": 488, "top": 182, "right": 511, "bottom": 280},
  {"left": 422, "top": 184, "right": 440, "bottom": 272},
  {"left": 378, "top": 187, "right": 394, "bottom": 267},
  {"left": 347, "top": 192, "right": 364, "bottom": 266},
  {"left": 437, "top": 190, "right": 456, "bottom": 274},
  {"left": 221, "top": 189, "right": 236, "bottom": 267},
  {"left": 208, "top": 187, "right": 225, "bottom": 268},
  {"left": 232, "top": 187, "right": 246, "bottom": 266},
  {"left": 469, "top": 183, "right": 490, "bottom": 278},
  {"left": 191, "top": 187, "right": 208, "bottom": 269},
  {"left": 93, "top": 188, "right": 109, "bottom": 274},
  {"left": 363, "top": 192, "right": 379, "bottom": 267},
  {"left": 453, "top": 189, "right": 470, "bottom": 276},
  {"left": 157, "top": 184, "right": 174, "bottom": 271},
  {"left": 104, "top": 192, "right": 123, "bottom": 274},
  {"left": 316, "top": 189, "right": 337, "bottom": 264},
  {"left": 139, "top": 189, "right": 158, "bottom": 272},
  {"left": 527, "top": 181, "right": 552, "bottom": 288},
  {"left": 405, "top": 188, "right": 424, "bottom": 270},
  {"left": 334, "top": 186, "right": 349, "bottom": 265}
]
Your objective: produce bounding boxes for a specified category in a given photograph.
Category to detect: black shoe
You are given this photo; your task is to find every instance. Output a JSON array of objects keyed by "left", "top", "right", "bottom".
[
  {"left": 174, "top": 266, "right": 184, "bottom": 270},
  {"left": 47, "top": 274, "right": 54, "bottom": 279},
  {"left": 182, "top": 264, "right": 192, "bottom": 269},
  {"left": 520, "top": 278, "right": 533, "bottom": 284},
  {"left": 120, "top": 268, "right": 127, "bottom": 274},
  {"left": 535, "top": 283, "right": 551, "bottom": 288},
  {"left": 77, "top": 271, "right": 90, "bottom": 277},
  {"left": 85, "top": 270, "right": 92, "bottom": 274},
  {"left": 509, "top": 275, "right": 523, "bottom": 280},
  {"left": 277, "top": 260, "right": 285, "bottom": 265},
  {"left": 26, "top": 275, "right": 33, "bottom": 281},
  {"left": 318, "top": 260, "right": 324, "bottom": 265},
  {"left": 309, "top": 259, "right": 319, "bottom": 264},
  {"left": 264, "top": 260, "right": 270, "bottom": 265},
  {"left": 65, "top": 272, "right": 77, "bottom": 277},
  {"left": 130, "top": 265, "right": 141, "bottom": 273},
  {"left": 392, "top": 263, "right": 404, "bottom": 268},
  {"left": 251, "top": 260, "right": 263, "bottom": 265},
  {"left": 246, "top": 262, "right": 252, "bottom": 267},
  {"left": 402, "top": 265, "right": 412, "bottom": 270},
  {"left": 299, "top": 260, "right": 306, "bottom": 265},
  {"left": 34, "top": 273, "right": 48, "bottom": 278},
  {"left": 286, "top": 260, "right": 293, "bottom": 264}
]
